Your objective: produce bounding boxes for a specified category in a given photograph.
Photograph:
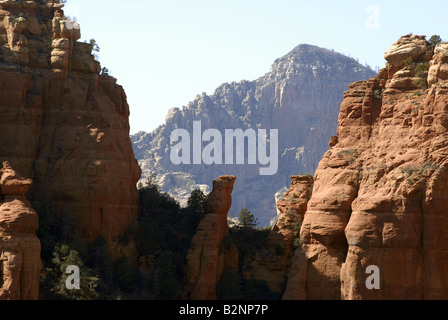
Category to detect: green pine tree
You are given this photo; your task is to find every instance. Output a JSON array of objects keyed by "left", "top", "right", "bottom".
[{"left": 237, "top": 207, "right": 257, "bottom": 230}]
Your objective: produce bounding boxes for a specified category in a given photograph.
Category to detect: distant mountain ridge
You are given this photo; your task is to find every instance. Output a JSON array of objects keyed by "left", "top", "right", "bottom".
[{"left": 131, "top": 44, "right": 376, "bottom": 226}]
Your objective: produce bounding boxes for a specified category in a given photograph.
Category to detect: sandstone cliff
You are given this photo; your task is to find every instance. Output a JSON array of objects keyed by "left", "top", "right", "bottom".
[
  {"left": 186, "top": 175, "right": 238, "bottom": 300},
  {"left": 132, "top": 45, "right": 376, "bottom": 226},
  {"left": 283, "top": 34, "right": 448, "bottom": 300},
  {"left": 0, "top": 0, "right": 140, "bottom": 255},
  {"left": 0, "top": 162, "right": 41, "bottom": 300}
]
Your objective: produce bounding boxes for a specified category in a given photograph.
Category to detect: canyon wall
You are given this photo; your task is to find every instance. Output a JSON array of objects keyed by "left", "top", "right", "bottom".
[
  {"left": 0, "top": 162, "right": 41, "bottom": 300},
  {"left": 0, "top": 0, "right": 140, "bottom": 251},
  {"left": 283, "top": 34, "right": 448, "bottom": 300},
  {"left": 0, "top": 0, "right": 140, "bottom": 300}
]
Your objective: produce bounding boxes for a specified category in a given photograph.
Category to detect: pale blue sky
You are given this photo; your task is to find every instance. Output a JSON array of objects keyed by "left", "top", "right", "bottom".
[{"left": 64, "top": 0, "right": 447, "bottom": 134}]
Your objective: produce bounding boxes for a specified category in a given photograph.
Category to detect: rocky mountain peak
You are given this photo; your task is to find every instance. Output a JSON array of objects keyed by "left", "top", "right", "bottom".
[
  {"left": 132, "top": 44, "right": 376, "bottom": 226},
  {"left": 266, "top": 44, "right": 370, "bottom": 82}
]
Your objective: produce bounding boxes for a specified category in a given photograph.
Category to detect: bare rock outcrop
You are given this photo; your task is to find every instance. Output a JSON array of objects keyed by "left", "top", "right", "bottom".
[
  {"left": 186, "top": 175, "right": 237, "bottom": 300},
  {"left": 0, "top": 0, "right": 140, "bottom": 254},
  {"left": 0, "top": 162, "right": 41, "bottom": 300},
  {"left": 284, "top": 34, "right": 448, "bottom": 300},
  {"left": 428, "top": 42, "right": 448, "bottom": 86}
]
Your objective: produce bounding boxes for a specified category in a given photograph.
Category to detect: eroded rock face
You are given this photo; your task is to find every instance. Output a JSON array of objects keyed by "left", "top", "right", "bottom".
[
  {"left": 186, "top": 175, "right": 237, "bottom": 300},
  {"left": 0, "top": 1, "right": 140, "bottom": 251},
  {"left": 0, "top": 162, "right": 41, "bottom": 300},
  {"left": 428, "top": 42, "right": 448, "bottom": 86},
  {"left": 284, "top": 34, "right": 448, "bottom": 300},
  {"left": 268, "top": 175, "right": 313, "bottom": 255}
]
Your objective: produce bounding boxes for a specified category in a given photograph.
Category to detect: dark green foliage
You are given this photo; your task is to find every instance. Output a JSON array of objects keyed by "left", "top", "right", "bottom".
[
  {"left": 134, "top": 178, "right": 208, "bottom": 299},
  {"left": 37, "top": 193, "right": 145, "bottom": 300},
  {"left": 237, "top": 207, "right": 258, "bottom": 230},
  {"left": 112, "top": 255, "right": 136, "bottom": 292},
  {"left": 336, "top": 148, "right": 358, "bottom": 157},
  {"left": 373, "top": 88, "right": 384, "bottom": 99},
  {"left": 40, "top": 243, "right": 101, "bottom": 300},
  {"left": 402, "top": 57, "right": 430, "bottom": 89},
  {"left": 403, "top": 56, "right": 415, "bottom": 67},
  {"left": 413, "top": 62, "right": 429, "bottom": 89},
  {"left": 181, "top": 189, "right": 206, "bottom": 239},
  {"left": 135, "top": 179, "right": 183, "bottom": 254},
  {"left": 100, "top": 67, "right": 110, "bottom": 76},
  {"left": 225, "top": 225, "right": 270, "bottom": 259},
  {"left": 89, "top": 39, "right": 100, "bottom": 52},
  {"left": 37, "top": 175, "right": 280, "bottom": 300},
  {"left": 36, "top": 194, "right": 58, "bottom": 261},
  {"left": 401, "top": 160, "right": 440, "bottom": 185},
  {"left": 217, "top": 268, "right": 244, "bottom": 300},
  {"left": 291, "top": 214, "right": 303, "bottom": 249},
  {"left": 217, "top": 269, "right": 283, "bottom": 300},
  {"left": 86, "top": 236, "right": 112, "bottom": 281},
  {"left": 153, "top": 252, "right": 179, "bottom": 300},
  {"left": 219, "top": 211, "right": 283, "bottom": 300},
  {"left": 429, "top": 35, "right": 443, "bottom": 47},
  {"left": 336, "top": 148, "right": 359, "bottom": 164}
]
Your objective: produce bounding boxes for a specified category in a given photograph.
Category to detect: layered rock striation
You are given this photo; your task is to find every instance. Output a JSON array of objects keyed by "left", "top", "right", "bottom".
[
  {"left": 132, "top": 45, "right": 376, "bottom": 226},
  {"left": 0, "top": 0, "right": 140, "bottom": 250},
  {"left": 283, "top": 34, "right": 448, "bottom": 300}
]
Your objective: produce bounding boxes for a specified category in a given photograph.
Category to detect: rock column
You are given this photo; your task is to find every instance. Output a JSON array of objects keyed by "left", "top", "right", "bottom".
[{"left": 0, "top": 162, "right": 41, "bottom": 300}]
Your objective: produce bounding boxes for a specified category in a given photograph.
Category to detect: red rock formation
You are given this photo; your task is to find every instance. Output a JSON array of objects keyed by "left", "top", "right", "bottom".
[
  {"left": 0, "top": 162, "right": 41, "bottom": 300},
  {"left": 269, "top": 175, "right": 313, "bottom": 255},
  {"left": 284, "top": 34, "right": 448, "bottom": 300},
  {"left": 0, "top": 0, "right": 140, "bottom": 252},
  {"left": 186, "top": 175, "right": 237, "bottom": 300}
]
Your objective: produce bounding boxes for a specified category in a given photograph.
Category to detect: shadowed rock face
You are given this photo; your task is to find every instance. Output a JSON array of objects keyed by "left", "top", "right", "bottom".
[
  {"left": 186, "top": 175, "right": 237, "bottom": 300},
  {"left": 269, "top": 175, "right": 313, "bottom": 256},
  {"left": 0, "top": 1, "right": 140, "bottom": 251},
  {"left": 0, "top": 162, "right": 41, "bottom": 300},
  {"left": 132, "top": 45, "right": 376, "bottom": 226},
  {"left": 283, "top": 34, "right": 448, "bottom": 300},
  {"left": 242, "top": 175, "right": 313, "bottom": 293}
]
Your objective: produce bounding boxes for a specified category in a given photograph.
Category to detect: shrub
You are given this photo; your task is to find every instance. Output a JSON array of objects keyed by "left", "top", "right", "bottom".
[
  {"left": 153, "top": 252, "right": 179, "bottom": 300},
  {"left": 403, "top": 57, "right": 415, "bottom": 67},
  {"left": 413, "top": 62, "right": 429, "bottom": 89},
  {"left": 337, "top": 149, "right": 359, "bottom": 164},
  {"left": 429, "top": 35, "right": 443, "bottom": 47},
  {"left": 401, "top": 161, "right": 439, "bottom": 185}
]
